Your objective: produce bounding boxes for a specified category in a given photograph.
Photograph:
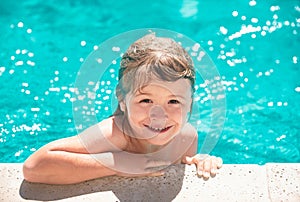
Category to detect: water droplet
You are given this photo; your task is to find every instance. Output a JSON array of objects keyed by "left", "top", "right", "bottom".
[
  {"left": 270, "top": 5, "right": 280, "bottom": 12},
  {"left": 96, "top": 58, "right": 102, "bottom": 63},
  {"left": 27, "top": 60, "right": 35, "bottom": 66},
  {"left": 232, "top": 11, "right": 238, "bottom": 17},
  {"left": 249, "top": 0, "right": 256, "bottom": 6},
  {"left": 190, "top": 46, "right": 199, "bottom": 55},
  {"left": 112, "top": 46, "right": 120, "bottom": 52},
  {"left": 22, "top": 83, "right": 29, "bottom": 87},
  {"left": 80, "top": 40, "right": 86, "bottom": 47},
  {"left": 21, "top": 49, "right": 28, "bottom": 54},
  {"left": 15, "top": 61, "right": 24, "bottom": 66},
  {"left": 219, "top": 26, "right": 228, "bottom": 35},
  {"left": 28, "top": 52, "right": 34, "bottom": 57},
  {"left": 292, "top": 56, "right": 298, "bottom": 64},
  {"left": 31, "top": 108, "right": 40, "bottom": 112},
  {"left": 17, "top": 22, "right": 24, "bottom": 28},
  {"left": 251, "top": 18, "right": 258, "bottom": 23}
]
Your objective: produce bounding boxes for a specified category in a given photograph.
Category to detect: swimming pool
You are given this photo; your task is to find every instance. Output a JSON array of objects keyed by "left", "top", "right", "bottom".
[{"left": 0, "top": 0, "right": 299, "bottom": 164}]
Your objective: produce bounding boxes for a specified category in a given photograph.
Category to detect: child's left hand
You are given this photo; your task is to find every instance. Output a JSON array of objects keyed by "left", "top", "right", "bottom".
[{"left": 182, "top": 154, "right": 223, "bottom": 179}]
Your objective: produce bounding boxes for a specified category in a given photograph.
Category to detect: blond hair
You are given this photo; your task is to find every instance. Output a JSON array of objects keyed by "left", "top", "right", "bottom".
[{"left": 114, "top": 33, "right": 195, "bottom": 115}]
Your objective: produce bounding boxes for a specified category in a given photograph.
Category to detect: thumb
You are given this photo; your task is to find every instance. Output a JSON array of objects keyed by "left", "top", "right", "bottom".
[{"left": 182, "top": 156, "right": 194, "bottom": 164}]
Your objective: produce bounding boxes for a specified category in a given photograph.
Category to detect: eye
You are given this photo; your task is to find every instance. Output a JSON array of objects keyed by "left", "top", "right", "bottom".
[
  {"left": 139, "top": 99, "right": 152, "bottom": 103},
  {"left": 168, "top": 99, "right": 180, "bottom": 104}
]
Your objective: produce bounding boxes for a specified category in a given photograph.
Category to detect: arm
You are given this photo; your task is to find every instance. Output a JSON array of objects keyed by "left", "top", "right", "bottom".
[
  {"left": 23, "top": 135, "right": 117, "bottom": 184},
  {"left": 23, "top": 117, "right": 127, "bottom": 184},
  {"left": 23, "top": 117, "right": 166, "bottom": 184}
]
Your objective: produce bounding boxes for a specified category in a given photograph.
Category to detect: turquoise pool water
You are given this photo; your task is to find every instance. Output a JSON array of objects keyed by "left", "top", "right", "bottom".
[{"left": 0, "top": 0, "right": 299, "bottom": 164}]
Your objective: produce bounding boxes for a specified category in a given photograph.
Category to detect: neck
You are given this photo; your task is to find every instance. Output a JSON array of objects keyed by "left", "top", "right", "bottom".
[{"left": 113, "top": 114, "right": 165, "bottom": 153}]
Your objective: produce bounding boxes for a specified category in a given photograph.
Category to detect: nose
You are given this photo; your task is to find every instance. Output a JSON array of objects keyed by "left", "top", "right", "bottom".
[
  {"left": 149, "top": 105, "right": 167, "bottom": 129},
  {"left": 149, "top": 105, "right": 167, "bottom": 120}
]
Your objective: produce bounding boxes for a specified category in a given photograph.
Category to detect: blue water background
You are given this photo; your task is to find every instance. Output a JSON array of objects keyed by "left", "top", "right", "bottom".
[{"left": 0, "top": 0, "right": 299, "bottom": 164}]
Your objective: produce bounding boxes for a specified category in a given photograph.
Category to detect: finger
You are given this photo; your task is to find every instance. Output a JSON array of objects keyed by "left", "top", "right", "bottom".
[
  {"left": 210, "top": 156, "right": 218, "bottom": 176},
  {"left": 196, "top": 160, "right": 204, "bottom": 177},
  {"left": 202, "top": 158, "right": 212, "bottom": 178},
  {"left": 216, "top": 157, "right": 223, "bottom": 168}
]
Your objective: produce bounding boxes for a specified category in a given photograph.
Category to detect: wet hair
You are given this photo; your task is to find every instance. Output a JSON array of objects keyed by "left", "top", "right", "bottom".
[{"left": 114, "top": 33, "right": 195, "bottom": 116}]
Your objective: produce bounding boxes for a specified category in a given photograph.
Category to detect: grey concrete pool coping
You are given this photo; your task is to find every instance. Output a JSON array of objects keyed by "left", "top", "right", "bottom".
[{"left": 0, "top": 163, "right": 299, "bottom": 202}]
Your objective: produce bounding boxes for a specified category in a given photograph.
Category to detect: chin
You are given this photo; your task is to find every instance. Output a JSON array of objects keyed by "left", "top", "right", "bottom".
[{"left": 147, "top": 131, "right": 178, "bottom": 146}]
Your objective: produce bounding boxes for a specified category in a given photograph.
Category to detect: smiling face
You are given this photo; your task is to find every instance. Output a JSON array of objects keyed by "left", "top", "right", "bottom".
[
  {"left": 114, "top": 34, "right": 196, "bottom": 146},
  {"left": 122, "top": 78, "right": 192, "bottom": 145}
]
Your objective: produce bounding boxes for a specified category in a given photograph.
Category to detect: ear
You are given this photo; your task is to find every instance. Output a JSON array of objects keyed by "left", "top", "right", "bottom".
[{"left": 120, "top": 101, "right": 126, "bottom": 112}]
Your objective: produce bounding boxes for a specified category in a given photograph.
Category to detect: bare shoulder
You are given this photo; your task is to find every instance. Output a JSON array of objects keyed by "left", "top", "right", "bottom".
[
  {"left": 78, "top": 116, "right": 128, "bottom": 153},
  {"left": 107, "top": 116, "right": 128, "bottom": 147},
  {"left": 99, "top": 116, "right": 129, "bottom": 149}
]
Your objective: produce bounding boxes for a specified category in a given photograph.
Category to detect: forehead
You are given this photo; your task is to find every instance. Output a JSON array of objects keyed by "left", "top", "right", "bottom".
[{"left": 137, "top": 78, "right": 192, "bottom": 98}]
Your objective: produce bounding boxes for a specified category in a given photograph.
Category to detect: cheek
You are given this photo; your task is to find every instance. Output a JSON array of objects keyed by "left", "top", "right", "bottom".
[
  {"left": 127, "top": 105, "right": 149, "bottom": 120},
  {"left": 167, "top": 107, "right": 183, "bottom": 119},
  {"left": 167, "top": 106, "right": 190, "bottom": 123}
]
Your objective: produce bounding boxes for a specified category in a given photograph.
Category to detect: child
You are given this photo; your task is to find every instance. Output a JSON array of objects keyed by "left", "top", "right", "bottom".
[{"left": 23, "top": 33, "right": 223, "bottom": 184}]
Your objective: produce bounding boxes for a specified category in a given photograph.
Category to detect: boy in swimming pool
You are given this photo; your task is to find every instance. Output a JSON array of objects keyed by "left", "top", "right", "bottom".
[{"left": 23, "top": 33, "right": 222, "bottom": 184}]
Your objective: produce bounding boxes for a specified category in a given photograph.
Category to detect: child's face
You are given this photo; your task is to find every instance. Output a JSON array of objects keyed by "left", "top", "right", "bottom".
[{"left": 122, "top": 78, "right": 193, "bottom": 145}]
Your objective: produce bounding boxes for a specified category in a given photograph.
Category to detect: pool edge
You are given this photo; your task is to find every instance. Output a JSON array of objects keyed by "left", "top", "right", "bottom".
[{"left": 0, "top": 163, "right": 299, "bottom": 201}]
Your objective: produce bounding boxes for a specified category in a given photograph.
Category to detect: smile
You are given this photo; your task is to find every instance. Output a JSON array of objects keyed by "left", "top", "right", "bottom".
[{"left": 145, "top": 125, "right": 172, "bottom": 133}]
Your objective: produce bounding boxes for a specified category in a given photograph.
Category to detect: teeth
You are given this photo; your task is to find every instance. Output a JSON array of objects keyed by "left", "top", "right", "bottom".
[{"left": 149, "top": 126, "right": 166, "bottom": 132}]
